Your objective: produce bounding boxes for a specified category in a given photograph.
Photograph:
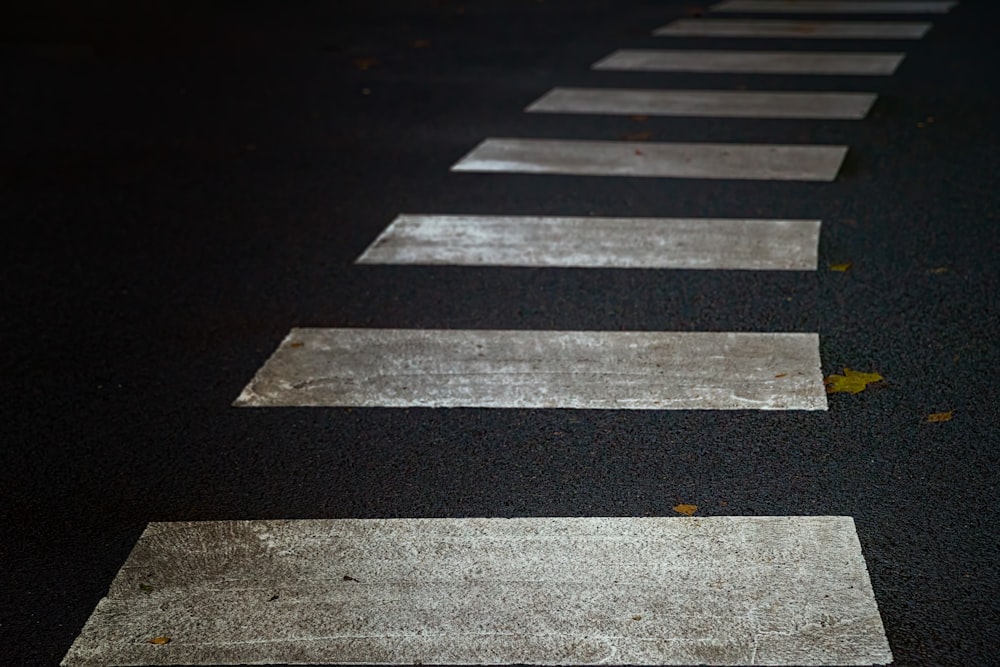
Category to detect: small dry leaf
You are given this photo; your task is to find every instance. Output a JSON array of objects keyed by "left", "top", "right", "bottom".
[
  {"left": 343, "top": 575, "right": 359, "bottom": 582},
  {"left": 673, "top": 504, "right": 697, "bottom": 516},
  {"left": 829, "top": 262, "right": 852, "bottom": 272},
  {"left": 632, "top": 615, "right": 642, "bottom": 621},
  {"left": 634, "top": 149, "right": 644, "bottom": 156},
  {"left": 930, "top": 267, "right": 949, "bottom": 274},
  {"left": 148, "top": 637, "right": 171, "bottom": 645},
  {"left": 354, "top": 57, "right": 379, "bottom": 70},
  {"left": 926, "top": 411, "right": 954, "bottom": 423},
  {"left": 824, "top": 368, "right": 884, "bottom": 395},
  {"left": 622, "top": 131, "right": 652, "bottom": 141},
  {"left": 139, "top": 583, "right": 155, "bottom": 594},
  {"left": 289, "top": 342, "right": 304, "bottom": 348},
  {"left": 774, "top": 373, "right": 787, "bottom": 378}
]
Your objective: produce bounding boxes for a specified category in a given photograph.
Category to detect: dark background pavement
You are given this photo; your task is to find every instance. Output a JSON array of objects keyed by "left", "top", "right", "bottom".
[{"left": 2, "top": 1, "right": 998, "bottom": 664}]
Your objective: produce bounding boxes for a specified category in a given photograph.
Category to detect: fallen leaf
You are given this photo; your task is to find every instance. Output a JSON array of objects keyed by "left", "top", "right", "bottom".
[
  {"left": 148, "top": 637, "right": 171, "bottom": 645},
  {"left": 673, "top": 504, "right": 697, "bottom": 516},
  {"left": 343, "top": 575, "right": 359, "bottom": 582},
  {"left": 824, "top": 368, "right": 884, "bottom": 395},
  {"left": 139, "top": 584, "right": 155, "bottom": 594},
  {"left": 354, "top": 57, "right": 379, "bottom": 70},
  {"left": 930, "top": 267, "right": 949, "bottom": 274},
  {"left": 622, "top": 131, "right": 652, "bottom": 141},
  {"left": 634, "top": 149, "right": 644, "bottom": 156},
  {"left": 289, "top": 342, "right": 304, "bottom": 348},
  {"left": 774, "top": 373, "right": 787, "bottom": 378},
  {"left": 632, "top": 615, "right": 642, "bottom": 621},
  {"left": 926, "top": 410, "right": 953, "bottom": 423},
  {"left": 828, "top": 262, "right": 852, "bottom": 272}
]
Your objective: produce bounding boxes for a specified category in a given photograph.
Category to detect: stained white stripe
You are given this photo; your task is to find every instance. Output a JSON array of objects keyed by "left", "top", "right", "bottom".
[
  {"left": 712, "top": 0, "right": 954, "bottom": 14},
  {"left": 62, "top": 517, "right": 892, "bottom": 666},
  {"left": 451, "top": 138, "right": 846, "bottom": 182},
  {"left": 526, "top": 87, "right": 876, "bottom": 119},
  {"left": 593, "top": 49, "right": 904, "bottom": 75},
  {"left": 233, "top": 329, "right": 827, "bottom": 410},
  {"left": 655, "top": 18, "right": 932, "bottom": 38},
  {"left": 357, "top": 215, "right": 821, "bottom": 271}
]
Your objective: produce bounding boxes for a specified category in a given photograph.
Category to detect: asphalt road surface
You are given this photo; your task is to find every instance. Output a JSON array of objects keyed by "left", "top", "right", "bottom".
[{"left": 3, "top": 1, "right": 998, "bottom": 665}]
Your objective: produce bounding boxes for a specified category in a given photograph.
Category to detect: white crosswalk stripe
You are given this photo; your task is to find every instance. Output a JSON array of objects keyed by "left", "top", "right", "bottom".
[
  {"left": 655, "top": 18, "right": 932, "bottom": 39},
  {"left": 527, "top": 87, "right": 877, "bottom": 119},
  {"left": 594, "top": 49, "right": 904, "bottom": 75},
  {"left": 233, "top": 329, "right": 827, "bottom": 410},
  {"left": 357, "top": 215, "right": 821, "bottom": 270},
  {"left": 61, "top": 517, "right": 892, "bottom": 667},
  {"left": 452, "top": 138, "right": 847, "bottom": 181},
  {"left": 711, "top": 0, "right": 955, "bottom": 13}
]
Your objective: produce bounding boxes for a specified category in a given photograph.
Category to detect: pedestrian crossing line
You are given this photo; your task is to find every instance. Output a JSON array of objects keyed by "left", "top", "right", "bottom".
[
  {"left": 526, "top": 87, "right": 877, "bottom": 120},
  {"left": 451, "top": 138, "right": 846, "bottom": 182},
  {"left": 61, "top": 517, "right": 892, "bottom": 666},
  {"left": 712, "top": 0, "right": 955, "bottom": 14},
  {"left": 233, "top": 329, "right": 827, "bottom": 410},
  {"left": 356, "top": 215, "right": 821, "bottom": 271},
  {"left": 593, "top": 49, "right": 904, "bottom": 75},
  {"left": 655, "top": 18, "right": 932, "bottom": 39}
]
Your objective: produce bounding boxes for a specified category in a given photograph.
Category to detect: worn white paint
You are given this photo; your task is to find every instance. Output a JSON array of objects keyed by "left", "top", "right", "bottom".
[
  {"left": 357, "top": 215, "right": 821, "bottom": 271},
  {"left": 526, "top": 87, "right": 876, "bottom": 119},
  {"left": 451, "top": 138, "right": 847, "bottom": 182},
  {"left": 593, "top": 49, "right": 904, "bottom": 75},
  {"left": 655, "top": 18, "right": 931, "bottom": 39},
  {"left": 62, "top": 516, "right": 893, "bottom": 666},
  {"left": 232, "top": 329, "right": 827, "bottom": 410},
  {"left": 712, "top": 0, "right": 954, "bottom": 14}
]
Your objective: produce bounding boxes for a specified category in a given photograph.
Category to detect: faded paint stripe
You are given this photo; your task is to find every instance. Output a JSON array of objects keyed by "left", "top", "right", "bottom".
[
  {"left": 712, "top": 0, "right": 954, "bottom": 14},
  {"left": 655, "top": 18, "right": 931, "bottom": 39},
  {"left": 61, "top": 517, "right": 893, "bottom": 666},
  {"left": 356, "top": 215, "right": 821, "bottom": 271},
  {"left": 451, "top": 138, "right": 846, "bottom": 182},
  {"left": 526, "top": 87, "right": 876, "bottom": 119},
  {"left": 593, "top": 49, "right": 904, "bottom": 75},
  {"left": 233, "top": 329, "right": 827, "bottom": 410}
]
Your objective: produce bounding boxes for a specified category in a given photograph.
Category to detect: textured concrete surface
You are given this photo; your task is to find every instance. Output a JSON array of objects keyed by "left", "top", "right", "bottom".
[
  {"left": 62, "top": 517, "right": 891, "bottom": 666},
  {"left": 654, "top": 19, "right": 932, "bottom": 39},
  {"left": 452, "top": 139, "right": 848, "bottom": 181},
  {"left": 358, "top": 215, "right": 821, "bottom": 270},
  {"left": 234, "top": 329, "right": 827, "bottom": 410},
  {"left": 527, "top": 88, "right": 876, "bottom": 119},
  {"left": 593, "top": 50, "right": 905, "bottom": 75}
]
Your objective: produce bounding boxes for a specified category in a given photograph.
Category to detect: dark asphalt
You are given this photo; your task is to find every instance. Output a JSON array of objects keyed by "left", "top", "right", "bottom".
[{"left": 2, "top": 1, "right": 998, "bottom": 665}]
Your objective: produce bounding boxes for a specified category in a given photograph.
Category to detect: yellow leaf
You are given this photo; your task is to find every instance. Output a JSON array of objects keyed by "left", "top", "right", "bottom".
[
  {"left": 148, "top": 637, "right": 171, "bottom": 645},
  {"left": 829, "top": 262, "right": 852, "bottom": 272},
  {"left": 673, "top": 504, "right": 697, "bottom": 516},
  {"left": 926, "top": 410, "right": 953, "bottom": 423},
  {"left": 824, "top": 368, "right": 884, "bottom": 395}
]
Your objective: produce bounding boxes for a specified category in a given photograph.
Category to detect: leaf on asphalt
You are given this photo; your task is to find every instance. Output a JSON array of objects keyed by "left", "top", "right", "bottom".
[
  {"left": 828, "top": 262, "right": 852, "bottom": 272},
  {"left": 139, "top": 583, "right": 155, "bottom": 594},
  {"left": 289, "top": 342, "right": 304, "bottom": 348},
  {"left": 930, "top": 267, "right": 949, "bottom": 274},
  {"left": 824, "top": 368, "right": 884, "bottom": 395},
  {"left": 926, "top": 410, "right": 954, "bottom": 423},
  {"left": 343, "top": 575, "right": 359, "bottom": 582},
  {"left": 673, "top": 504, "right": 697, "bottom": 516},
  {"left": 148, "top": 637, "right": 171, "bottom": 645},
  {"left": 622, "top": 131, "right": 653, "bottom": 141},
  {"left": 354, "top": 57, "right": 379, "bottom": 70}
]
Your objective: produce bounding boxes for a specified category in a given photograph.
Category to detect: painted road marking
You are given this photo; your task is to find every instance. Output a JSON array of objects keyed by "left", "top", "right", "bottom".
[
  {"left": 655, "top": 18, "right": 932, "bottom": 39},
  {"left": 526, "top": 87, "right": 876, "bottom": 120},
  {"left": 233, "top": 329, "right": 827, "bottom": 410},
  {"left": 451, "top": 138, "right": 846, "bottom": 182},
  {"left": 62, "top": 517, "right": 892, "bottom": 666},
  {"left": 712, "top": 0, "right": 955, "bottom": 13},
  {"left": 357, "top": 215, "right": 821, "bottom": 271},
  {"left": 593, "top": 49, "right": 904, "bottom": 75}
]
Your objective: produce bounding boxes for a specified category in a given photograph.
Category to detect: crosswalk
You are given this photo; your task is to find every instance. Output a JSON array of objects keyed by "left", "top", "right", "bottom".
[{"left": 63, "top": 1, "right": 957, "bottom": 664}]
